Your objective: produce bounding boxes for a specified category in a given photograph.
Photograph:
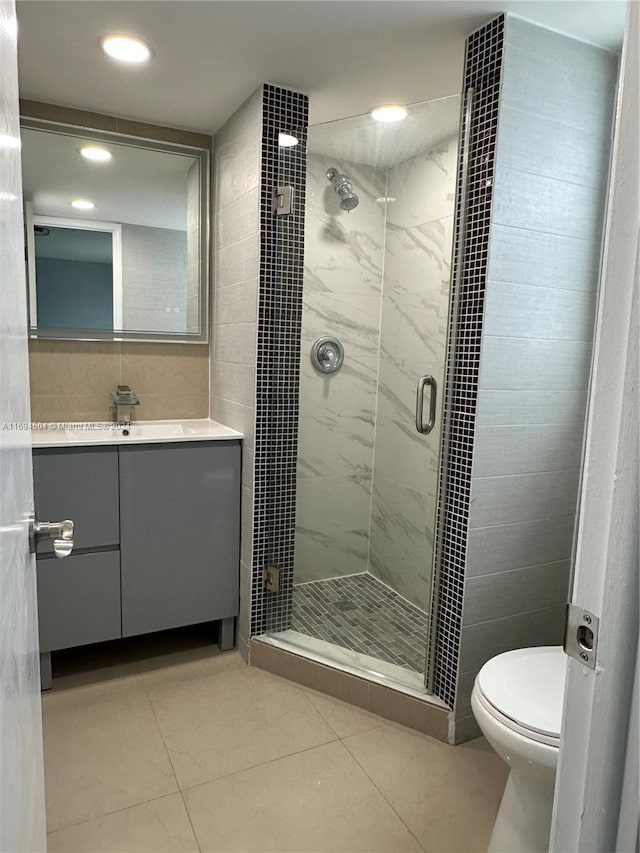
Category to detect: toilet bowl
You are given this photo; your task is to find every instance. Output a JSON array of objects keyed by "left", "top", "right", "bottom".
[{"left": 471, "top": 645, "right": 567, "bottom": 853}]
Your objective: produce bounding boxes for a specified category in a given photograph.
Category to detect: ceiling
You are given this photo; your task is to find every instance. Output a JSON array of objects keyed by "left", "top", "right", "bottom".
[{"left": 16, "top": 1, "right": 626, "bottom": 135}]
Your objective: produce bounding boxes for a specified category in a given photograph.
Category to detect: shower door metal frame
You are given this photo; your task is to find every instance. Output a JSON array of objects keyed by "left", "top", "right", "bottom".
[{"left": 424, "top": 86, "right": 475, "bottom": 695}]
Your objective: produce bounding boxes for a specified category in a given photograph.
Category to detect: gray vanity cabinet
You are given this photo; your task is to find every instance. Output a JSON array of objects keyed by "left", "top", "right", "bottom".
[
  {"left": 34, "top": 447, "right": 121, "bottom": 657},
  {"left": 33, "top": 439, "right": 241, "bottom": 688},
  {"left": 119, "top": 442, "right": 241, "bottom": 638}
]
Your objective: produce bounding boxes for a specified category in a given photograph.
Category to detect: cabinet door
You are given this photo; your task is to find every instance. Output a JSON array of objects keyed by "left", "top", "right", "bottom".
[
  {"left": 33, "top": 447, "right": 119, "bottom": 552},
  {"left": 119, "top": 441, "right": 240, "bottom": 637},
  {"left": 37, "top": 551, "right": 121, "bottom": 652}
]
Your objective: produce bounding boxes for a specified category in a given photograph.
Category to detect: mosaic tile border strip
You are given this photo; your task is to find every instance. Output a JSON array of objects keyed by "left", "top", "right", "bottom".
[
  {"left": 430, "top": 15, "right": 505, "bottom": 708},
  {"left": 250, "top": 84, "right": 309, "bottom": 636}
]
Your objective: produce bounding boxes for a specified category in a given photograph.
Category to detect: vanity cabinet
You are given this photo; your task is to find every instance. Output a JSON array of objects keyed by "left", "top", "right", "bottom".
[
  {"left": 33, "top": 440, "right": 241, "bottom": 689},
  {"left": 119, "top": 443, "right": 240, "bottom": 638}
]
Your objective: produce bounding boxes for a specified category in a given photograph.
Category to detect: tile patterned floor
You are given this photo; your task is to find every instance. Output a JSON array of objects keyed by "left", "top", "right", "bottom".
[
  {"left": 292, "top": 573, "right": 430, "bottom": 673},
  {"left": 43, "top": 635, "right": 508, "bottom": 852}
]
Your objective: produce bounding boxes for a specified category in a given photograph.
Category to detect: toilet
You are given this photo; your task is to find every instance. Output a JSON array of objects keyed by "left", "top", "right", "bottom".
[{"left": 471, "top": 645, "right": 567, "bottom": 853}]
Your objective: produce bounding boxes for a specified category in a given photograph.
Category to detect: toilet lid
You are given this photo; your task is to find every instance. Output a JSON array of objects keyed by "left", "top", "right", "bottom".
[{"left": 477, "top": 646, "right": 567, "bottom": 739}]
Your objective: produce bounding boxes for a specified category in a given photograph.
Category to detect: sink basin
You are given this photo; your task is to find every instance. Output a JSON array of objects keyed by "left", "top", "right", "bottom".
[{"left": 121, "top": 423, "right": 185, "bottom": 439}]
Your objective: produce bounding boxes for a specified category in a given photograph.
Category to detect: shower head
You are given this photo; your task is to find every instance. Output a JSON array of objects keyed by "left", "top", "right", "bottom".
[{"left": 326, "top": 166, "right": 360, "bottom": 212}]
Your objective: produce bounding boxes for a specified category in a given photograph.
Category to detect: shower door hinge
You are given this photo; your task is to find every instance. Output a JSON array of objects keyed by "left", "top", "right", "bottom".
[
  {"left": 263, "top": 565, "right": 281, "bottom": 592},
  {"left": 273, "top": 186, "right": 294, "bottom": 215},
  {"left": 564, "top": 603, "right": 599, "bottom": 670}
]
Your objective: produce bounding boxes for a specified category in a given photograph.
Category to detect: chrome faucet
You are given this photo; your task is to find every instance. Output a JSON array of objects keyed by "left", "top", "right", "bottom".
[{"left": 111, "top": 385, "right": 140, "bottom": 431}]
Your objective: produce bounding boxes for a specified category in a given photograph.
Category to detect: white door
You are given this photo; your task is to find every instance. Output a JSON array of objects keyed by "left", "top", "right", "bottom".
[
  {"left": 0, "top": 0, "right": 47, "bottom": 849},
  {"left": 550, "top": 2, "right": 639, "bottom": 851}
]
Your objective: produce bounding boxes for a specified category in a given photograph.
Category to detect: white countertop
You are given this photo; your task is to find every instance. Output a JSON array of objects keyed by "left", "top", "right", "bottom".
[{"left": 31, "top": 418, "right": 243, "bottom": 448}]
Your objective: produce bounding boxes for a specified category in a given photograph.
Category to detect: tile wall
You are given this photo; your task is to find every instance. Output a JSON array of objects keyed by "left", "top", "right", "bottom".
[
  {"left": 29, "top": 339, "right": 209, "bottom": 422},
  {"left": 447, "top": 16, "right": 617, "bottom": 738},
  {"left": 209, "top": 87, "right": 262, "bottom": 661},
  {"left": 295, "top": 155, "right": 385, "bottom": 583}
]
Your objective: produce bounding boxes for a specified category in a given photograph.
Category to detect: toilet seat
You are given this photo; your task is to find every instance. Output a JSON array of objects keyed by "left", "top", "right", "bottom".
[{"left": 475, "top": 646, "right": 566, "bottom": 747}]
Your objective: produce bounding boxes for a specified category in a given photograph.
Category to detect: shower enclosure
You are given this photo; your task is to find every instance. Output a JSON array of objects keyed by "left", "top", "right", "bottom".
[{"left": 267, "top": 95, "right": 462, "bottom": 692}]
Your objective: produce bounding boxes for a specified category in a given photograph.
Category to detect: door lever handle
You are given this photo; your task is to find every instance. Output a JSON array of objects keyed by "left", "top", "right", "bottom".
[{"left": 29, "top": 515, "right": 74, "bottom": 558}]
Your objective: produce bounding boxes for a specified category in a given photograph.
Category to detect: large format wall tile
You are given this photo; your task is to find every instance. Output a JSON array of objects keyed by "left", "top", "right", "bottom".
[
  {"left": 493, "top": 166, "right": 605, "bottom": 239},
  {"left": 473, "top": 424, "right": 585, "bottom": 477},
  {"left": 297, "top": 415, "right": 374, "bottom": 479},
  {"left": 458, "top": 604, "right": 566, "bottom": 675},
  {"left": 462, "top": 560, "right": 571, "bottom": 626},
  {"left": 466, "top": 515, "right": 576, "bottom": 578},
  {"left": 479, "top": 336, "right": 593, "bottom": 391},
  {"left": 483, "top": 281, "right": 596, "bottom": 342},
  {"left": 386, "top": 137, "right": 458, "bottom": 228},
  {"left": 373, "top": 357, "right": 441, "bottom": 494},
  {"left": 476, "top": 388, "right": 589, "bottom": 426},
  {"left": 295, "top": 475, "right": 372, "bottom": 583},
  {"left": 468, "top": 469, "right": 581, "bottom": 529},
  {"left": 298, "top": 354, "right": 378, "bottom": 423},
  {"left": 487, "top": 224, "right": 599, "bottom": 291},
  {"left": 369, "top": 477, "right": 436, "bottom": 609},
  {"left": 502, "top": 16, "right": 618, "bottom": 134},
  {"left": 304, "top": 155, "right": 385, "bottom": 297}
]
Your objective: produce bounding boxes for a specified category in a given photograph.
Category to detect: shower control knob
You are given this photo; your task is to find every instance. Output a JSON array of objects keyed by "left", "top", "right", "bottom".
[{"left": 311, "top": 336, "right": 345, "bottom": 375}]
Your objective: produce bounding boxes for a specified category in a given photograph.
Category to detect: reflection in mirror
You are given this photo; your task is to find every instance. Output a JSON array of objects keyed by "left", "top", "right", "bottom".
[
  {"left": 32, "top": 219, "right": 120, "bottom": 331},
  {"left": 21, "top": 119, "right": 210, "bottom": 343}
]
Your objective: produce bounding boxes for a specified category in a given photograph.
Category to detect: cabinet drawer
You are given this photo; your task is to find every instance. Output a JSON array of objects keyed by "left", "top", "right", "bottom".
[
  {"left": 37, "top": 550, "right": 121, "bottom": 652},
  {"left": 33, "top": 447, "right": 119, "bottom": 552}
]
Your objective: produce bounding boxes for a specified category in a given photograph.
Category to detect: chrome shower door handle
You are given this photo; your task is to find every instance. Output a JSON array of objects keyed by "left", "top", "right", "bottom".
[
  {"left": 29, "top": 515, "right": 74, "bottom": 558},
  {"left": 415, "top": 375, "right": 437, "bottom": 435}
]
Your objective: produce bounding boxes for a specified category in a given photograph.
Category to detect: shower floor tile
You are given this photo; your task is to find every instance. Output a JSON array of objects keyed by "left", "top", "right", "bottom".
[{"left": 292, "top": 573, "right": 429, "bottom": 674}]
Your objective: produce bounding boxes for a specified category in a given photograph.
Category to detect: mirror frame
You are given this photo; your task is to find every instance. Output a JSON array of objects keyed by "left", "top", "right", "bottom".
[{"left": 21, "top": 107, "right": 211, "bottom": 344}]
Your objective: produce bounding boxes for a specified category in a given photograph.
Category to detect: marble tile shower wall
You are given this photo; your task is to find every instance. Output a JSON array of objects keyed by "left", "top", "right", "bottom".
[
  {"left": 295, "top": 154, "right": 386, "bottom": 583},
  {"left": 369, "top": 137, "right": 457, "bottom": 608},
  {"left": 454, "top": 16, "right": 617, "bottom": 741}
]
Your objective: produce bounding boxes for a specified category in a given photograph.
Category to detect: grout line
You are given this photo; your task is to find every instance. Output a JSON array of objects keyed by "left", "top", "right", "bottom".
[
  {"left": 341, "top": 737, "right": 427, "bottom": 852},
  {"left": 46, "top": 791, "right": 184, "bottom": 838},
  {"left": 146, "top": 689, "right": 202, "bottom": 853}
]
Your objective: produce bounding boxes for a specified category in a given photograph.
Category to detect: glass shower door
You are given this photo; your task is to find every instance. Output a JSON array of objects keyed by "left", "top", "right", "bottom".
[{"left": 267, "top": 95, "right": 461, "bottom": 690}]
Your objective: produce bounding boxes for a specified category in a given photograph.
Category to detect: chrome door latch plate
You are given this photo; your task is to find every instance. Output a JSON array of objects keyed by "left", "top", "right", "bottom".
[
  {"left": 564, "top": 603, "right": 599, "bottom": 669},
  {"left": 273, "top": 186, "right": 294, "bottom": 215}
]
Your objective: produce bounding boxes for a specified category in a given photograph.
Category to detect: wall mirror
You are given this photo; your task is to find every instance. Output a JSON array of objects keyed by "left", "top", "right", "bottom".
[{"left": 21, "top": 116, "right": 210, "bottom": 343}]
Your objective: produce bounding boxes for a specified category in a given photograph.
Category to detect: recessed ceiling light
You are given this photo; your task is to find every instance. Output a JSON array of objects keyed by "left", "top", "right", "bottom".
[
  {"left": 100, "top": 34, "right": 152, "bottom": 64},
  {"left": 80, "top": 145, "right": 112, "bottom": 163},
  {"left": 71, "top": 199, "right": 95, "bottom": 210},
  {"left": 278, "top": 132, "right": 299, "bottom": 148},
  {"left": 371, "top": 105, "right": 408, "bottom": 123}
]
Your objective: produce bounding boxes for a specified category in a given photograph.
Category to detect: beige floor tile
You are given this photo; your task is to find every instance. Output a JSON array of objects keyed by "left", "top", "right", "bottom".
[
  {"left": 148, "top": 666, "right": 338, "bottom": 789},
  {"left": 184, "top": 740, "right": 422, "bottom": 852},
  {"left": 343, "top": 726, "right": 508, "bottom": 853},
  {"left": 43, "top": 681, "right": 177, "bottom": 832},
  {"left": 47, "top": 793, "right": 199, "bottom": 852},
  {"left": 304, "top": 688, "right": 385, "bottom": 738}
]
